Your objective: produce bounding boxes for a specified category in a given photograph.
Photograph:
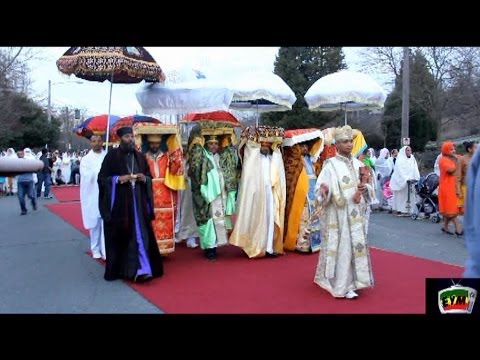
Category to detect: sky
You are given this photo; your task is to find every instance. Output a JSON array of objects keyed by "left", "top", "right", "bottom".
[{"left": 28, "top": 47, "right": 387, "bottom": 119}]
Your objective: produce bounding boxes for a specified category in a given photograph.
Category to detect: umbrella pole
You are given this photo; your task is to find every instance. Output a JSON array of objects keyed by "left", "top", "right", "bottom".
[
  {"left": 344, "top": 103, "right": 348, "bottom": 126},
  {"left": 255, "top": 100, "right": 259, "bottom": 127},
  {"left": 105, "top": 73, "right": 114, "bottom": 152}
]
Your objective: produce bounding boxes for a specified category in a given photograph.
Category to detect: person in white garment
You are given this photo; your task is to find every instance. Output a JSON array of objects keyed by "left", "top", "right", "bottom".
[
  {"left": 5, "top": 148, "right": 18, "bottom": 196},
  {"left": 230, "top": 126, "right": 287, "bottom": 259},
  {"left": 313, "top": 125, "right": 375, "bottom": 299},
  {"left": 61, "top": 151, "right": 72, "bottom": 185},
  {"left": 374, "top": 148, "right": 394, "bottom": 209},
  {"left": 80, "top": 134, "right": 107, "bottom": 259},
  {"left": 23, "top": 148, "right": 38, "bottom": 186},
  {"left": 390, "top": 146, "right": 420, "bottom": 217}
]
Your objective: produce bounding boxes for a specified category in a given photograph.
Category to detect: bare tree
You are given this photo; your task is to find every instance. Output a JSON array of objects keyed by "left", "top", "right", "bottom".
[
  {"left": 418, "top": 47, "right": 480, "bottom": 139},
  {"left": 0, "top": 47, "right": 42, "bottom": 94},
  {"left": 363, "top": 47, "right": 480, "bottom": 140},
  {"left": 359, "top": 47, "right": 404, "bottom": 83}
]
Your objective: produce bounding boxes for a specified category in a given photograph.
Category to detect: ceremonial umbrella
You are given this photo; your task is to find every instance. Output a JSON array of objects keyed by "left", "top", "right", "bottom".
[
  {"left": 181, "top": 110, "right": 242, "bottom": 146},
  {"left": 305, "top": 70, "right": 387, "bottom": 125},
  {"left": 73, "top": 114, "right": 121, "bottom": 138},
  {"left": 181, "top": 110, "right": 242, "bottom": 127},
  {"left": 56, "top": 47, "right": 166, "bottom": 149},
  {"left": 223, "top": 70, "right": 296, "bottom": 126},
  {"left": 135, "top": 67, "right": 234, "bottom": 122},
  {"left": 136, "top": 69, "right": 296, "bottom": 127},
  {"left": 110, "top": 114, "right": 162, "bottom": 143}
]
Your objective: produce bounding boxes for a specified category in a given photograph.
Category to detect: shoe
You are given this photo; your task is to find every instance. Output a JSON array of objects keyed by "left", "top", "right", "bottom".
[
  {"left": 442, "top": 228, "right": 454, "bottom": 235},
  {"left": 265, "top": 252, "right": 278, "bottom": 258},
  {"left": 20, "top": 210, "right": 27, "bottom": 216},
  {"left": 455, "top": 231, "right": 464, "bottom": 237},
  {"left": 187, "top": 238, "right": 199, "bottom": 248},
  {"left": 205, "top": 248, "right": 217, "bottom": 261},
  {"left": 345, "top": 290, "right": 359, "bottom": 299},
  {"left": 43, "top": 196, "right": 53, "bottom": 199},
  {"left": 134, "top": 274, "right": 153, "bottom": 283},
  {"left": 92, "top": 252, "right": 102, "bottom": 259},
  {"left": 32, "top": 203, "right": 37, "bottom": 211}
]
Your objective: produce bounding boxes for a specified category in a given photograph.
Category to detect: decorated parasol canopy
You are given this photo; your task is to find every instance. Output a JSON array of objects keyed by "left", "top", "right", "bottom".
[
  {"left": 305, "top": 70, "right": 387, "bottom": 125},
  {"left": 135, "top": 67, "right": 233, "bottom": 118},
  {"left": 135, "top": 68, "right": 296, "bottom": 127},
  {"left": 110, "top": 115, "right": 162, "bottom": 143},
  {"left": 226, "top": 71, "right": 297, "bottom": 113},
  {"left": 282, "top": 128, "right": 324, "bottom": 147},
  {"left": 222, "top": 70, "right": 296, "bottom": 127},
  {"left": 73, "top": 114, "right": 121, "bottom": 137},
  {"left": 282, "top": 128, "right": 325, "bottom": 162},
  {"left": 181, "top": 110, "right": 242, "bottom": 127},
  {"left": 56, "top": 47, "right": 166, "bottom": 149}
]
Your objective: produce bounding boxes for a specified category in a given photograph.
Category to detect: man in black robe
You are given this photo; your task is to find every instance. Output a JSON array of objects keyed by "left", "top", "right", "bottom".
[{"left": 98, "top": 126, "right": 163, "bottom": 282}]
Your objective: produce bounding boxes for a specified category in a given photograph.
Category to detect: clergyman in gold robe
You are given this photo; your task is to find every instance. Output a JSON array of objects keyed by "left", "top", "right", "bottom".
[{"left": 313, "top": 125, "right": 375, "bottom": 299}]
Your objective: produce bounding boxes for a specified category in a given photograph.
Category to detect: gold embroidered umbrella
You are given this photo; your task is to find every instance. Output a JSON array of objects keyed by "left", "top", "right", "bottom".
[{"left": 56, "top": 47, "right": 166, "bottom": 149}]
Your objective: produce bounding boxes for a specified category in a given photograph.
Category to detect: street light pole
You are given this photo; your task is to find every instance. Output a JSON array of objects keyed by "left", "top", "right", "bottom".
[
  {"left": 47, "top": 80, "right": 82, "bottom": 123},
  {"left": 48, "top": 80, "right": 52, "bottom": 122}
]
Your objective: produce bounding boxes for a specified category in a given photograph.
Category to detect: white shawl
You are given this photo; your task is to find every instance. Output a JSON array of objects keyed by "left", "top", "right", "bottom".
[{"left": 390, "top": 146, "right": 420, "bottom": 191}]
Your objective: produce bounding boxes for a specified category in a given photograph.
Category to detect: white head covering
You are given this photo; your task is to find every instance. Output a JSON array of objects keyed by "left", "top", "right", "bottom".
[
  {"left": 390, "top": 146, "right": 420, "bottom": 191},
  {"left": 375, "top": 148, "right": 393, "bottom": 178},
  {"left": 23, "top": 148, "right": 36, "bottom": 160},
  {"left": 6, "top": 148, "right": 17, "bottom": 158}
]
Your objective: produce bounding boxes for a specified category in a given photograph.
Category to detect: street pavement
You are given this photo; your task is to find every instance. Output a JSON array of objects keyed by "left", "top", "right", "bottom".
[
  {"left": 0, "top": 193, "right": 162, "bottom": 314},
  {"left": 0, "top": 192, "right": 467, "bottom": 313}
]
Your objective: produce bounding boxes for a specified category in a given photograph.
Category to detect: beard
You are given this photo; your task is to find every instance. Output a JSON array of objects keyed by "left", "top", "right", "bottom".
[{"left": 120, "top": 141, "right": 135, "bottom": 153}]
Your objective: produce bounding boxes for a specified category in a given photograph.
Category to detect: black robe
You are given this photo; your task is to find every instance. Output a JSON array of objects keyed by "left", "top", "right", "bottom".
[{"left": 98, "top": 146, "right": 163, "bottom": 281}]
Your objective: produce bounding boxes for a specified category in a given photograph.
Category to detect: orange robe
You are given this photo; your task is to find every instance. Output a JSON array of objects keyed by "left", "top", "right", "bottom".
[
  {"left": 438, "top": 155, "right": 459, "bottom": 217},
  {"left": 146, "top": 149, "right": 183, "bottom": 255}
]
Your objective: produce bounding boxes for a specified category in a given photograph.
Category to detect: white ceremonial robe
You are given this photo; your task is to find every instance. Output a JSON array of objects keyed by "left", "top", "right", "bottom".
[
  {"left": 80, "top": 149, "right": 106, "bottom": 258},
  {"left": 314, "top": 154, "right": 375, "bottom": 298}
]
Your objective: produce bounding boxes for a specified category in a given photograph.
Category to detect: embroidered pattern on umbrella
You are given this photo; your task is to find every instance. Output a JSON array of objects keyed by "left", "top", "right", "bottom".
[
  {"left": 56, "top": 47, "right": 166, "bottom": 83},
  {"left": 56, "top": 47, "right": 166, "bottom": 149}
]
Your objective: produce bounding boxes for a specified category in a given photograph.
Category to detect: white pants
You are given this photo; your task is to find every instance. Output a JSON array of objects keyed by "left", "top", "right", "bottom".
[{"left": 89, "top": 218, "right": 106, "bottom": 259}]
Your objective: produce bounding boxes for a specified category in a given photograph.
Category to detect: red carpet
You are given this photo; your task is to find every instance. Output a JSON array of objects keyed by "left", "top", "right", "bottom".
[
  {"left": 46, "top": 201, "right": 464, "bottom": 314},
  {"left": 46, "top": 202, "right": 88, "bottom": 236},
  {"left": 50, "top": 186, "right": 80, "bottom": 202}
]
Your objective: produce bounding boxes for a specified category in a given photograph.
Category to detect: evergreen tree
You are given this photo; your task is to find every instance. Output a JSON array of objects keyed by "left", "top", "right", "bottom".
[
  {"left": 263, "top": 47, "right": 347, "bottom": 129},
  {"left": 0, "top": 91, "right": 61, "bottom": 149},
  {"left": 383, "top": 50, "right": 437, "bottom": 151}
]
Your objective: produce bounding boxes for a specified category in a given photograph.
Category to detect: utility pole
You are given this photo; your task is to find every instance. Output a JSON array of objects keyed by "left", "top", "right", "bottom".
[
  {"left": 64, "top": 106, "right": 69, "bottom": 152},
  {"left": 47, "top": 80, "right": 52, "bottom": 122},
  {"left": 401, "top": 47, "right": 410, "bottom": 147}
]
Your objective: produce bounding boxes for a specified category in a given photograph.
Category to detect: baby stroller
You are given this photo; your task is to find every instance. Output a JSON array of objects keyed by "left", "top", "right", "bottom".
[
  {"left": 381, "top": 178, "right": 393, "bottom": 211},
  {"left": 411, "top": 172, "right": 441, "bottom": 223}
]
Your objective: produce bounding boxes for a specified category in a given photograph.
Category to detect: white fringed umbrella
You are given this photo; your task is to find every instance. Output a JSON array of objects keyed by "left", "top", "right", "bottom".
[
  {"left": 305, "top": 70, "right": 387, "bottom": 125},
  {"left": 224, "top": 71, "right": 296, "bottom": 126},
  {"left": 136, "top": 68, "right": 297, "bottom": 127}
]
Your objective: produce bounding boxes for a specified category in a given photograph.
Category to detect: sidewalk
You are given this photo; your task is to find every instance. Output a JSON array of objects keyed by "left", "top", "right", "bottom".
[{"left": 0, "top": 194, "right": 162, "bottom": 313}]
